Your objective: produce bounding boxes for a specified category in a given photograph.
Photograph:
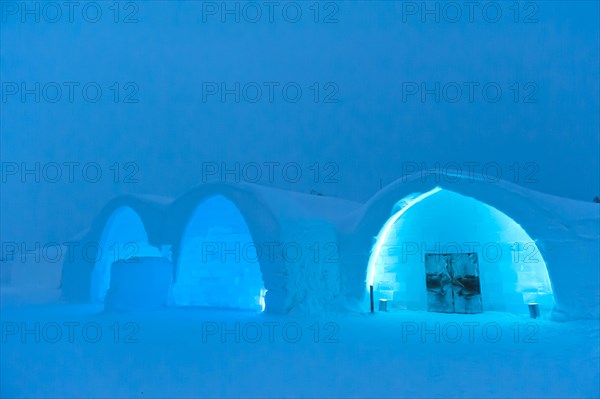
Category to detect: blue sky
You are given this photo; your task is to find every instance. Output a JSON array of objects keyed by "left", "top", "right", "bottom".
[{"left": 1, "top": 1, "right": 598, "bottom": 243}]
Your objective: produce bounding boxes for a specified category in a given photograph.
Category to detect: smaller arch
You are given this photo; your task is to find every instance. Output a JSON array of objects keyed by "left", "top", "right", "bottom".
[
  {"left": 61, "top": 195, "right": 172, "bottom": 303},
  {"left": 165, "top": 183, "right": 285, "bottom": 312},
  {"left": 90, "top": 206, "right": 161, "bottom": 303},
  {"left": 171, "top": 195, "right": 266, "bottom": 311}
]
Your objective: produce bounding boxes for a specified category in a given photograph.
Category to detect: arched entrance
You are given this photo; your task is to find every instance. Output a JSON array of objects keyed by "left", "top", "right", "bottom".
[
  {"left": 91, "top": 206, "right": 160, "bottom": 302},
  {"left": 367, "top": 188, "right": 554, "bottom": 314},
  {"left": 172, "top": 195, "right": 266, "bottom": 311}
]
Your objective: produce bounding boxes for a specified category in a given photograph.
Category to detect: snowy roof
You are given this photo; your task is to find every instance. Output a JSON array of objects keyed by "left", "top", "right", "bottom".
[
  {"left": 83, "top": 183, "right": 362, "bottom": 249},
  {"left": 84, "top": 194, "right": 174, "bottom": 246},
  {"left": 164, "top": 182, "right": 363, "bottom": 246},
  {"left": 351, "top": 171, "right": 599, "bottom": 242}
]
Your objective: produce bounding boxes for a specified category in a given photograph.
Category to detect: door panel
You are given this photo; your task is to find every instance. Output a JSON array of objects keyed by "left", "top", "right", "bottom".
[
  {"left": 424, "top": 254, "right": 454, "bottom": 313},
  {"left": 425, "top": 253, "right": 483, "bottom": 314},
  {"left": 451, "top": 253, "right": 483, "bottom": 314}
]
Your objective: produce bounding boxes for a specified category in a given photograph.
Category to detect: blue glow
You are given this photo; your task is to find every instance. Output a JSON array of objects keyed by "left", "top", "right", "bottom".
[
  {"left": 366, "top": 188, "right": 442, "bottom": 288},
  {"left": 172, "top": 195, "right": 265, "bottom": 312},
  {"left": 91, "top": 206, "right": 160, "bottom": 303},
  {"left": 368, "top": 189, "right": 554, "bottom": 313}
]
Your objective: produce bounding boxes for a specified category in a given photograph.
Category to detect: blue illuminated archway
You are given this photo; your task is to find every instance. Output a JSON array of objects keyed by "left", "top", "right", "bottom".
[
  {"left": 367, "top": 188, "right": 554, "bottom": 314},
  {"left": 172, "top": 195, "right": 266, "bottom": 312},
  {"left": 91, "top": 206, "right": 161, "bottom": 303}
]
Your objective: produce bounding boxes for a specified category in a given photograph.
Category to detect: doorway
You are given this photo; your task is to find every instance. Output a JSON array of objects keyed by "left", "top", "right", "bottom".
[{"left": 425, "top": 253, "right": 482, "bottom": 314}]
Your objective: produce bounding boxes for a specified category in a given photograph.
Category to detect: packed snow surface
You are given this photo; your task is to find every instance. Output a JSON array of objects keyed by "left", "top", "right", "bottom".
[{"left": 1, "top": 264, "right": 598, "bottom": 398}]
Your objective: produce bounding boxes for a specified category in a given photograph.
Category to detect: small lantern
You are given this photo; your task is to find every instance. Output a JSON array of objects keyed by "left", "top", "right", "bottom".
[
  {"left": 528, "top": 303, "right": 540, "bottom": 319},
  {"left": 379, "top": 299, "right": 388, "bottom": 312}
]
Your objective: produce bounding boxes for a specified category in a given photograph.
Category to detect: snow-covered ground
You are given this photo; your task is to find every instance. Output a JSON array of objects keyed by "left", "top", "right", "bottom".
[{"left": 1, "top": 262, "right": 598, "bottom": 398}]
